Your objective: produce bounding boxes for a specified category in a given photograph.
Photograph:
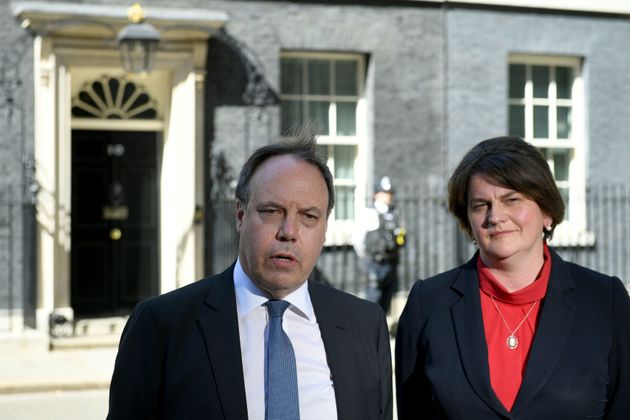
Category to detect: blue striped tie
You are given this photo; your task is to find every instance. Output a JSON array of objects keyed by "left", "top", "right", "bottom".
[{"left": 265, "top": 300, "right": 300, "bottom": 420}]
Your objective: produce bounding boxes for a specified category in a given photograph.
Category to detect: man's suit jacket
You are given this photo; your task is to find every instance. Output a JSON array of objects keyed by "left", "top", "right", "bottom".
[
  {"left": 396, "top": 248, "right": 630, "bottom": 420},
  {"left": 107, "top": 265, "right": 392, "bottom": 420}
]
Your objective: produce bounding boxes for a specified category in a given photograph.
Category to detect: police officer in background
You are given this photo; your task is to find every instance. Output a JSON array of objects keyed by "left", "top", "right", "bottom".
[{"left": 353, "top": 176, "right": 406, "bottom": 315}]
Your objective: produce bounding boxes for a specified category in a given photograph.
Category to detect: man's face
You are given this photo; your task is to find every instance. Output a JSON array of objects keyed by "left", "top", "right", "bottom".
[
  {"left": 236, "top": 155, "right": 329, "bottom": 299},
  {"left": 374, "top": 191, "right": 393, "bottom": 207}
]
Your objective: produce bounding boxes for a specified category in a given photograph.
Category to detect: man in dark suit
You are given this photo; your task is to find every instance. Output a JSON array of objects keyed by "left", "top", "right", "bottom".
[{"left": 107, "top": 133, "right": 392, "bottom": 420}]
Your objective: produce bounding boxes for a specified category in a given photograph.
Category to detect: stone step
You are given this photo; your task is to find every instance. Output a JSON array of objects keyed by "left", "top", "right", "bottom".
[
  {"left": 49, "top": 316, "right": 127, "bottom": 350},
  {"left": 73, "top": 317, "right": 127, "bottom": 337},
  {"left": 50, "top": 334, "right": 120, "bottom": 351}
]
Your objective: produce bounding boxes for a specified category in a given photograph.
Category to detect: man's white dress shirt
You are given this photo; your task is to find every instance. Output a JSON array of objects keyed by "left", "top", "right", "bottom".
[{"left": 234, "top": 259, "right": 337, "bottom": 420}]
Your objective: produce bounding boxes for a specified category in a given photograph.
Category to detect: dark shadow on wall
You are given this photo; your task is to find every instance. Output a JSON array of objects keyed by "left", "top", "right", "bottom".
[{"left": 204, "top": 29, "right": 278, "bottom": 275}]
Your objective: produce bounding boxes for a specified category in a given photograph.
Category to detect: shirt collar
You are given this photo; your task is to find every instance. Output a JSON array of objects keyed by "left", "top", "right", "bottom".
[
  {"left": 477, "top": 243, "right": 552, "bottom": 304},
  {"left": 374, "top": 200, "right": 389, "bottom": 214},
  {"left": 233, "top": 258, "right": 315, "bottom": 322}
]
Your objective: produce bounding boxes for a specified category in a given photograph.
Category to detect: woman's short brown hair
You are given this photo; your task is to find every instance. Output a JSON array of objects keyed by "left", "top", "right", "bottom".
[{"left": 447, "top": 136, "right": 565, "bottom": 240}]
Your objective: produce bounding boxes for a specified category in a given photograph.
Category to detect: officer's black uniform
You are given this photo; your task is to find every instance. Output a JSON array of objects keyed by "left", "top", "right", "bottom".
[{"left": 363, "top": 177, "right": 405, "bottom": 314}]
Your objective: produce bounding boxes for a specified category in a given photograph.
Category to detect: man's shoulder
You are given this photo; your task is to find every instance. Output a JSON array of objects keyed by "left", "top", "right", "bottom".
[
  {"left": 309, "top": 280, "right": 384, "bottom": 315},
  {"left": 135, "top": 265, "right": 234, "bottom": 317}
]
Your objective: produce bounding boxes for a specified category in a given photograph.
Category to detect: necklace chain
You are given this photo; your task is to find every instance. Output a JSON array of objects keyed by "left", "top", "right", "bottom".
[{"left": 490, "top": 296, "right": 538, "bottom": 350}]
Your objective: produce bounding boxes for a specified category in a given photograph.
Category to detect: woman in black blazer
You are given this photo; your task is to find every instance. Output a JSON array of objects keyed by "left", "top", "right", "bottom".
[{"left": 396, "top": 137, "right": 630, "bottom": 419}]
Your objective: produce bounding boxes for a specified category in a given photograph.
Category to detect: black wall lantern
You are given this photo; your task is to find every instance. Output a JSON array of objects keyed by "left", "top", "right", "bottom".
[
  {"left": 116, "top": 3, "right": 160, "bottom": 74},
  {"left": 13, "top": 1, "right": 229, "bottom": 75}
]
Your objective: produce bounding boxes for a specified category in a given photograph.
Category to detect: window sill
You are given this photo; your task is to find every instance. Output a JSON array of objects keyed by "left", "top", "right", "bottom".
[
  {"left": 324, "top": 219, "right": 356, "bottom": 247},
  {"left": 548, "top": 225, "right": 596, "bottom": 248}
]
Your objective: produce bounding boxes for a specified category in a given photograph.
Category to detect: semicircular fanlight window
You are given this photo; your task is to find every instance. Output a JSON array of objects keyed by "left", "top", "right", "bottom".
[{"left": 71, "top": 75, "right": 158, "bottom": 119}]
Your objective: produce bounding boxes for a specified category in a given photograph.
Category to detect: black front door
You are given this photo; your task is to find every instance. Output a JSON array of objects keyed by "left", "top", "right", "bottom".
[{"left": 71, "top": 130, "right": 159, "bottom": 317}]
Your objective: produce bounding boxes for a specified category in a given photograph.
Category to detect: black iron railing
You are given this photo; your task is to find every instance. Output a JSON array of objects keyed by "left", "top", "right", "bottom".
[{"left": 207, "top": 183, "right": 630, "bottom": 295}]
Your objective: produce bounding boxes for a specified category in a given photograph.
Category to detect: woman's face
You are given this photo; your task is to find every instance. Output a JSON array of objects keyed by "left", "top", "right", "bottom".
[{"left": 467, "top": 174, "right": 552, "bottom": 267}]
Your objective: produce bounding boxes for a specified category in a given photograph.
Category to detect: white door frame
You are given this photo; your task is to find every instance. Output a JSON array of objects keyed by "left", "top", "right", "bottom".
[{"left": 31, "top": 35, "right": 209, "bottom": 331}]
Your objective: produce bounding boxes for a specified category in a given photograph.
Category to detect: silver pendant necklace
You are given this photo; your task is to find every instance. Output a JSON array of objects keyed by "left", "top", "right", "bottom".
[{"left": 490, "top": 296, "right": 538, "bottom": 350}]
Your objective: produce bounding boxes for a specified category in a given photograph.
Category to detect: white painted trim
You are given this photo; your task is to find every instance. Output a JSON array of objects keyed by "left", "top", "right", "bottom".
[
  {"left": 280, "top": 52, "right": 367, "bottom": 245},
  {"left": 71, "top": 119, "right": 164, "bottom": 131},
  {"left": 282, "top": 51, "right": 367, "bottom": 60},
  {"left": 404, "top": 0, "right": 630, "bottom": 15},
  {"left": 0, "top": 310, "right": 25, "bottom": 333},
  {"left": 30, "top": 32, "right": 208, "bottom": 330},
  {"left": 459, "top": 0, "right": 630, "bottom": 14},
  {"left": 509, "top": 55, "right": 588, "bottom": 245},
  {"left": 548, "top": 225, "right": 596, "bottom": 248},
  {"left": 509, "top": 54, "right": 582, "bottom": 67},
  {"left": 11, "top": 1, "right": 229, "bottom": 27},
  {"left": 14, "top": 0, "right": 630, "bottom": 17}
]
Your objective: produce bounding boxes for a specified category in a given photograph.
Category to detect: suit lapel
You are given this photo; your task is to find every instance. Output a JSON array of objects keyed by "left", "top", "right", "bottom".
[
  {"left": 512, "top": 250, "right": 576, "bottom": 414},
  {"left": 308, "top": 281, "right": 355, "bottom": 420},
  {"left": 451, "top": 260, "right": 512, "bottom": 418},
  {"left": 197, "top": 266, "right": 248, "bottom": 420}
]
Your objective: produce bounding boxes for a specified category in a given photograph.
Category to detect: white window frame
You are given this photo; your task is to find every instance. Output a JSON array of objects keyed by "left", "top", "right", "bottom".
[
  {"left": 509, "top": 54, "right": 593, "bottom": 246},
  {"left": 280, "top": 51, "right": 367, "bottom": 245}
]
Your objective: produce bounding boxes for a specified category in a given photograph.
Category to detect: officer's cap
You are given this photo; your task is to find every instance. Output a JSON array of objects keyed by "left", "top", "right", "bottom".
[{"left": 375, "top": 176, "right": 394, "bottom": 193}]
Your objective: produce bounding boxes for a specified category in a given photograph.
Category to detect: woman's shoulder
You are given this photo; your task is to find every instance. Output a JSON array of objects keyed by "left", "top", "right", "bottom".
[
  {"left": 554, "top": 253, "right": 620, "bottom": 284},
  {"left": 423, "top": 266, "right": 466, "bottom": 286},
  {"left": 552, "top": 253, "right": 627, "bottom": 301},
  {"left": 408, "top": 262, "right": 474, "bottom": 298},
  {"left": 559, "top": 258, "right": 610, "bottom": 278}
]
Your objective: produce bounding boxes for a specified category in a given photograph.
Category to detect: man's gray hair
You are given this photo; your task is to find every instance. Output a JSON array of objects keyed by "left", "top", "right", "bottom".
[{"left": 234, "top": 127, "right": 335, "bottom": 214}]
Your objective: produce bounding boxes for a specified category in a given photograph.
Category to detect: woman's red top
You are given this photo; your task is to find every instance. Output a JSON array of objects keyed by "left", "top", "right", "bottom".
[{"left": 477, "top": 244, "right": 551, "bottom": 411}]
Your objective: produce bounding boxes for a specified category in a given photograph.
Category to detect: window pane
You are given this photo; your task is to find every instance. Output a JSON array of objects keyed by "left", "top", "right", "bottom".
[
  {"left": 337, "top": 102, "right": 357, "bottom": 136},
  {"left": 509, "top": 64, "right": 526, "bottom": 99},
  {"left": 556, "top": 66, "right": 572, "bottom": 99},
  {"left": 508, "top": 105, "right": 525, "bottom": 138},
  {"left": 559, "top": 186, "right": 570, "bottom": 220},
  {"left": 333, "top": 145, "right": 356, "bottom": 179},
  {"left": 307, "top": 60, "right": 330, "bottom": 95},
  {"left": 552, "top": 149, "right": 570, "bottom": 182},
  {"left": 308, "top": 101, "right": 330, "bottom": 134},
  {"left": 557, "top": 106, "right": 572, "bottom": 139},
  {"left": 281, "top": 100, "right": 303, "bottom": 133},
  {"left": 335, "top": 60, "right": 358, "bottom": 95},
  {"left": 281, "top": 58, "right": 303, "bottom": 94},
  {"left": 533, "top": 105, "right": 549, "bottom": 138},
  {"left": 335, "top": 186, "right": 355, "bottom": 220},
  {"left": 533, "top": 66, "right": 550, "bottom": 98}
]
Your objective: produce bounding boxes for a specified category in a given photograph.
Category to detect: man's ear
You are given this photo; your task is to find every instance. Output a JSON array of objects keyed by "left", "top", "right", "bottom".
[{"left": 236, "top": 200, "right": 245, "bottom": 232}]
